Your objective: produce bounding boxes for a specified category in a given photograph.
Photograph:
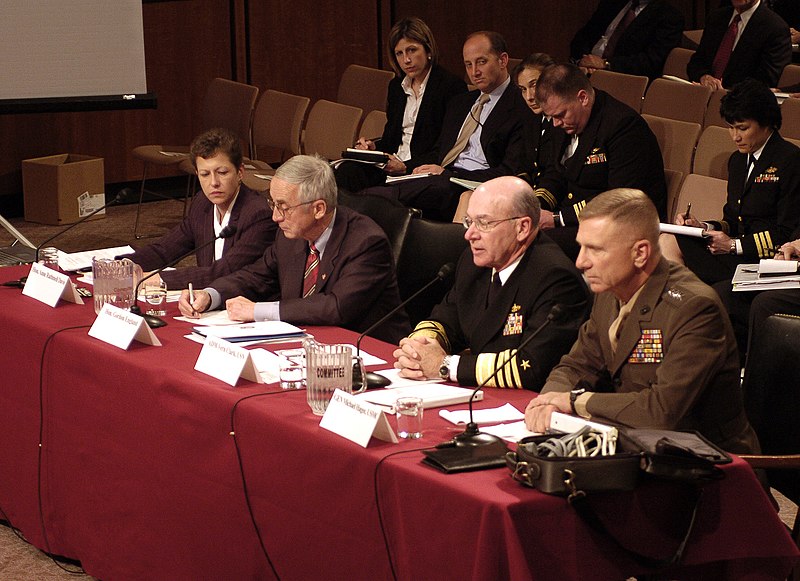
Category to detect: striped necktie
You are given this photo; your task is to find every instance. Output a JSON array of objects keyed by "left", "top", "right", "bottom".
[
  {"left": 302, "top": 243, "right": 319, "bottom": 298},
  {"left": 712, "top": 14, "right": 741, "bottom": 79}
]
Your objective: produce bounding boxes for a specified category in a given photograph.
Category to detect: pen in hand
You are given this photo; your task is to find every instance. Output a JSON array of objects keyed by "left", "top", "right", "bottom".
[
  {"left": 684, "top": 202, "right": 692, "bottom": 221},
  {"left": 188, "top": 283, "right": 197, "bottom": 316}
]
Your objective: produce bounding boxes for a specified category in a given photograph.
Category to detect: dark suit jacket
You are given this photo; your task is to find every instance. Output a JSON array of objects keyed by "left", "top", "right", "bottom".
[
  {"left": 687, "top": 3, "right": 791, "bottom": 88},
  {"left": 209, "top": 206, "right": 410, "bottom": 343},
  {"left": 519, "top": 114, "right": 554, "bottom": 187},
  {"left": 542, "top": 258, "right": 760, "bottom": 454},
  {"left": 435, "top": 79, "right": 534, "bottom": 182},
  {"left": 535, "top": 90, "right": 667, "bottom": 224},
  {"left": 570, "top": 0, "right": 684, "bottom": 79},
  {"left": 381, "top": 64, "right": 467, "bottom": 172},
  {"left": 411, "top": 232, "right": 590, "bottom": 390},
  {"left": 127, "top": 185, "right": 276, "bottom": 289}
]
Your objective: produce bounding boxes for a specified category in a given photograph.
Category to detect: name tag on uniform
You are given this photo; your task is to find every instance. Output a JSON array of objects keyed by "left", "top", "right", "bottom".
[{"left": 628, "top": 328, "right": 663, "bottom": 363}]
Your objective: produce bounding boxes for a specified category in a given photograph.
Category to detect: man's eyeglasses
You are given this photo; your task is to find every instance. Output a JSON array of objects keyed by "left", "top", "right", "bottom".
[
  {"left": 267, "top": 197, "right": 316, "bottom": 218},
  {"left": 462, "top": 215, "right": 523, "bottom": 232}
]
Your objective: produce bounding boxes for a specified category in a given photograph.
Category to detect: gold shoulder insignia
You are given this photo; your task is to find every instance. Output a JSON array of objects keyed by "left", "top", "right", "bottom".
[{"left": 511, "top": 303, "right": 521, "bottom": 313}]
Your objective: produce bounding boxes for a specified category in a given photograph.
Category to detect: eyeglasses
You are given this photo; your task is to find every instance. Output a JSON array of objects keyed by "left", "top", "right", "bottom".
[
  {"left": 267, "top": 197, "right": 316, "bottom": 218},
  {"left": 462, "top": 215, "right": 523, "bottom": 232}
]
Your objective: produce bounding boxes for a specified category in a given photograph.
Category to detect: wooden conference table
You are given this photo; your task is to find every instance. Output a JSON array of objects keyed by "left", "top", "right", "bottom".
[{"left": 0, "top": 264, "right": 797, "bottom": 580}]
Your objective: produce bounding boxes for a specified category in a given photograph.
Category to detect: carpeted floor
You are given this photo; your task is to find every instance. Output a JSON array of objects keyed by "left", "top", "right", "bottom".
[{"left": 0, "top": 195, "right": 191, "bottom": 258}]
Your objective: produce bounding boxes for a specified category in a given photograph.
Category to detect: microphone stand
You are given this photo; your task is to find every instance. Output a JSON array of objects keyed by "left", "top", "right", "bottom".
[
  {"left": 34, "top": 188, "right": 132, "bottom": 263},
  {"left": 445, "top": 304, "right": 565, "bottom": 448},
  {"left": 3, "top": 189, "right": 132, "bottom": 288},
  {"left": 354, "top": 262, "right": 455, "bottom": 389},
  {"left": 130, "top": 224, "right": 238, "bottom": 328}
]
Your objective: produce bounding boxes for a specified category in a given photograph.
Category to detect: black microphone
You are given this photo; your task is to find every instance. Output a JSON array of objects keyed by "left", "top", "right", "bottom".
[
  {"left": 34, "top": 188, "right": 132, "bottom": 263},
  {"left": 440, "top": 303, "right": 568, "bottom": 448},
  {"left": 130, "top": 224, "right": 238, "bottom": 328},
  {"left": 355, "top": 262, "right": 455, "bottom": 389}
]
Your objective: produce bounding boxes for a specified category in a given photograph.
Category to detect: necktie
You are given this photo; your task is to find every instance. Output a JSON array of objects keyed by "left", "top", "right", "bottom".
[
  {"left": 441, "top": 93, "right": 491, "bottom": 168},
  {"left": 486, "top": 271, "right": 502, "bottom": 306},
  {"left": 745, "top": 154, "right": 754, "bottom": 188},
  {"left": 302, "top": 243, "right": 319, "bottom": 298},
  {"left": 603, "top": 0, "right": 640, "bottom": 59},
  {"left": 608, "top": 300, "right": 632, "bottom": 355},
  {"left": 712, "top": 14, "right": 741, "bottom": 79}
]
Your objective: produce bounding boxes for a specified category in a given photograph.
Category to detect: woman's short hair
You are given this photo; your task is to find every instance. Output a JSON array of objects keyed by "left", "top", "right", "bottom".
[
  {"left": 274, "top": 154, "right": 337, "bottom": 208},
  {"left": 190, "top": 127, "right": 243, "bottom": 169},
  {"left": 512, "top": 53, "right": 556, "bottom": 84},
  {"left": 720, "top": 79, "right": 782, "bottom": 131},
  {"left": 387, "top": 17, "right": 439, "bottom": 77}
]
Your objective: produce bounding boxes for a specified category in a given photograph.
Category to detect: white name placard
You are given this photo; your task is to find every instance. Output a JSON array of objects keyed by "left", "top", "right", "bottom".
[
  {"left": 194, "top": 335, "right": 263, "bottom": 386},
  {"left": 88, "top": 303, "right": 162, "bottom": 349},
  {"left": 22, "top": 263, "right": 84, "bottom": 307},
  {"left": 320, "top": 389, "right": 398, "bottom": 447}
]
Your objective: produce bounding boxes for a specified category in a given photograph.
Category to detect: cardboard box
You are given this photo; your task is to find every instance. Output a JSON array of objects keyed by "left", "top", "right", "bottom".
[{"left": 22, "top": 154, "right": 106, "bottom": 225}]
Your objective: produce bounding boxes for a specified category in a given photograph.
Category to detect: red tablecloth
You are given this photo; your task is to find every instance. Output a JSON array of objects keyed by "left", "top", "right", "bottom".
[{"left": 0, "top": 264, "right": 797, "bottom": 580}]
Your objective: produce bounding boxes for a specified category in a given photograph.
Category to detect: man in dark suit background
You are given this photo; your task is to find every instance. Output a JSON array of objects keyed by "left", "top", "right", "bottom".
[
  {"left": 571, "top": 0, "right": 684, "bottom": 80},
  {"left": 688, "top": 0, "right": 791, "bottom": 90},
  {"left": 392, "top": 176, "right": 589, "bottom": 390},
  {"left": 533, "top": 63, "right": 667, "bottom": 260},
  {"left": 363, "top": 31, "right": 533, "bottom": 221},
  {"left": 178, "top": 154, "right": 410, "bottom": 343}
]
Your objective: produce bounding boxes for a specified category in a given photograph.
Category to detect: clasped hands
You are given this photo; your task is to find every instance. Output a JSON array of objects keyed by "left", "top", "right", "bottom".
[
  {"left": 178, "top": 290, "right": 256, "bottom": 321},
  {"left": 393, "top": 336, "right": 446, "bottom": 379}
]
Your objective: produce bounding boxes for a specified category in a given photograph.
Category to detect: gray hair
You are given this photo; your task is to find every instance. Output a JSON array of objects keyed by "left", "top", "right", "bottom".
[{"left": 274, "top": 155, "right": 337, "bottom": 207}]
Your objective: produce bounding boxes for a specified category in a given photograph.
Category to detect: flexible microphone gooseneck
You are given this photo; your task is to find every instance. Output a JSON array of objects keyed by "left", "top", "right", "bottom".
[
  {"left": 34, "top": 188, "right": 132, "bottom": 263},
  {"left": 441, "top": 303, "right": 567, "bottom": 448},
  {"left": 2, "top": 189, "right": 133, "bottom": 288},
  {"left": 130, "top": 224, "right": 238, "bottom": 328},
  {"left": 355, "top": 262, "right": 455, "bottom": 389}
]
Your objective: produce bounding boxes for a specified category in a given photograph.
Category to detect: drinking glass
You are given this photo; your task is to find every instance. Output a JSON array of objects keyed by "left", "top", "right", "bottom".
[{"left": 143, "top": 279, "right": 168, "bottom": 316}]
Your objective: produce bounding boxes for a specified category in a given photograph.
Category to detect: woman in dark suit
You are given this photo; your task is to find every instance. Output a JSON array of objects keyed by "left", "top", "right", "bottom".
[
  {"left": 335, "top": 17, "right": 466, "bottom": 192},
  {"left": 662, "top": 79, "right": 800, "bottom": 285},
  {"left": 127, "top": 128, "right": 276, "bottom": 289},
  {"left": 514, "top": 53, "right": 556, "bottom": 187}
]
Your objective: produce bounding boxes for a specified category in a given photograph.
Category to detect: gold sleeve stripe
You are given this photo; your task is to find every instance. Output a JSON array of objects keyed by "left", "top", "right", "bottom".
[
  {"left": 753, "top": 231, "right": 774, "bottom": 258},
  {"left": 475, "top": 349, "right": 523, "bottom": 389},
  {"left": 409, "top": 320, "right": 451, "bottom": 352},
  {"left": 533, "top": 188, "right": 558, "bottom": 210},
  {"left": 571, "top": 200, "right": 587, "bottom": 221}
]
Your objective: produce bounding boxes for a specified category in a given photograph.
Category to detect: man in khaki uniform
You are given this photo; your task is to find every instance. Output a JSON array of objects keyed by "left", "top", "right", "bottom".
[{"left": 525, "top": 188, "right": 759, "bottom": 454}]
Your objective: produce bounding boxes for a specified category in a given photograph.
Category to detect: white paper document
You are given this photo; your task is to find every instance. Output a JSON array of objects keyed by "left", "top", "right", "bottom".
[
  {"left": 732, "top": 263, "right": 800, "bottom": 292},
  {"left": 439, "top": 402, "right": 524, "bottom": 426},
  {"left": 57, "top": 245, "right": 135, "bottom": 272},
  {"left": 385, "top": 172, "right": 434, "bottom": 183},
  {"left": 174, "top": 310, "right": 241, "bottom": 325},
  {"left": 481, "top": 421, "right": 539, "bottom": 442},
  {"left": 659, "top": 223, "right": 707, "bottom": 238},
  {"left": 356, "top": 382, "right": 481, "bottom": 411},
  {"left": 365, "top": 367, "right": 443, "bottom": 388}
]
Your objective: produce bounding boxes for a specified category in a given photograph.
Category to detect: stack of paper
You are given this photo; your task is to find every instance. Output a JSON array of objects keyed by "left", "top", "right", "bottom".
[
  {"left": 732, "top": 261, "right": 800, "bottom": 292},
  {"left": 192, "top": 321, "right": 305, "bottom": 343}
]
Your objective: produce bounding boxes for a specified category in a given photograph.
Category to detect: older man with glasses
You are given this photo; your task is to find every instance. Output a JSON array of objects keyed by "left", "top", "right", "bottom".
[
  {"left": 178, "top": 154, "right": 410, "bottom": 343},
  {"left": 393, "top": 176, "right": 589, "bottom": 390}
]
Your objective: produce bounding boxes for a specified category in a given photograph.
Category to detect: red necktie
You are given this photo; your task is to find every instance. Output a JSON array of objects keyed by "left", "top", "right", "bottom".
[
  {"left": 302, "top": 243, "right": 319, "bottom": 298},
  {"left": 712, "top": 14, "right": 741, "bottom": 80},
  {"left": 603, "top": 1, "right": 639, "bottom": 59}
]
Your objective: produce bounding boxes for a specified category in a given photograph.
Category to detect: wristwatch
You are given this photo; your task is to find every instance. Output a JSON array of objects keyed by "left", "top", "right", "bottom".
[
  {"left": 439, "top": 355, "right": 452, "bottom": 381},
  {"left": 730, "top": 239, "right": 737, "bottom": 255},
  {"left": 570, "top": 387, "right": 586, "bottom": 414}
]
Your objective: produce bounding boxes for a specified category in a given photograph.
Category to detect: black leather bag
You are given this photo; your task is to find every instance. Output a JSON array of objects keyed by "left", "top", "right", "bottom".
[{"left": 506, "top": 428, "right": 730, "bottom": 569}]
